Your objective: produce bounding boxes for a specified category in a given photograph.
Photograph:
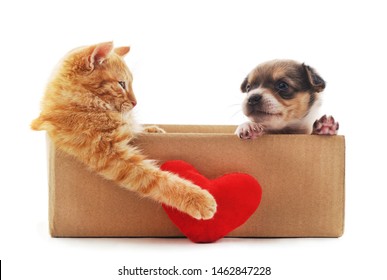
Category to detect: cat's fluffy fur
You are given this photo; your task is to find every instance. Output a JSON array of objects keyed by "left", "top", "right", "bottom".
[{"left": 31, "top": 42, "right": 216, "bottom": 220}]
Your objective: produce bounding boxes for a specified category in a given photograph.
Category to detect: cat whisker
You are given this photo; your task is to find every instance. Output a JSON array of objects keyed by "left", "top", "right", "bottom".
[{"left": 32, "top": 41, "right": 218, "bottom": 221}]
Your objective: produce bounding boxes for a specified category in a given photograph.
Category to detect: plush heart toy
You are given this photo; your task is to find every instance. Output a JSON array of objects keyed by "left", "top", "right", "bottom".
[{"left": 161, "top": 160, "right": 262, "bottom": 243}]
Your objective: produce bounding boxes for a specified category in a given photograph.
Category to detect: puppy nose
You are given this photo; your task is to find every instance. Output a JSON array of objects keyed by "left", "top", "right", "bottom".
[{"left": 248, "top": 94, "right": 262, "bottom": 105}]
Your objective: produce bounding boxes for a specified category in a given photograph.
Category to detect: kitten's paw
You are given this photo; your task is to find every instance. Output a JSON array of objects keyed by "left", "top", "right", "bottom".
[
  {"left": 235, "top": 122, "right": 264, "bottom": 140},
  {"left": 143, "top": 125, "right": 166, "bottom": 134},
  {"left": 312, "top": 115, "right": 339, "bottom": 135},
  {"left": 185, "top": 189, "right": 217, "bottom": 220}
]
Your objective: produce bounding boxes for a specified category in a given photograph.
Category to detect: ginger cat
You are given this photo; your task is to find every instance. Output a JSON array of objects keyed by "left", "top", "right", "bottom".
[{"left": 31, "top": 42, "right": 216, "bottom": 220}]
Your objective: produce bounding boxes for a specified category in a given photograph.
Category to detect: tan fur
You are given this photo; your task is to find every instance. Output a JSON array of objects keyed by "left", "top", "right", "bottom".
[
  {"left": 247, "top": 61, "right": 316, "bottom": 123},
  {"left": 278, "top": 91, "right": 312, "bottom": 122},
  {"left": 32, "top": 42, "right": 216, "bottom": 220},
  {"left": 236, "top": 59, "right": 325, "bottom": 138}
]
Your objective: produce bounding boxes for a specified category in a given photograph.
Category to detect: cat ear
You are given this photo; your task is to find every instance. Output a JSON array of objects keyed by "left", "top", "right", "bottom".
[
  {"left": 114, "top": 46, "right": 130, "bottom": 57},
  {"left": 88, "top": 42, "right": 114, "bottom": 69}
]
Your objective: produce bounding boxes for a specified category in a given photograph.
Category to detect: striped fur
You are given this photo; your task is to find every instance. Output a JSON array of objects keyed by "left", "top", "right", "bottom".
[{"left": 32, "top": 42, "right": 216, "bottom": 220}]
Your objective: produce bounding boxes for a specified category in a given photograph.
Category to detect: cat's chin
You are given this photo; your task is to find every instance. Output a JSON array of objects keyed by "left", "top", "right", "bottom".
[{"left": 120, "top": 102, "right": 134, "bottom": 113}]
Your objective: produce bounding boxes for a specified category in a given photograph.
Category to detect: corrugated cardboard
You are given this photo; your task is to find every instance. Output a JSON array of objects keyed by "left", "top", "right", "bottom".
[{"left": 48, "top": 125, "right": 345, "bottom": 238}]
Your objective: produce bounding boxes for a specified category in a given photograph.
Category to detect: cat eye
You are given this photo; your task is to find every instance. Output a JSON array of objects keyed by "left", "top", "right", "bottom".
[{"left": 118, "top": 81, "right": 126, "bottom": 89}]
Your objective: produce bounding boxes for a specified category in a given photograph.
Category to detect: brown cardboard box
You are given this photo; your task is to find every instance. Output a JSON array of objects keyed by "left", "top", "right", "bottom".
[{"left": 49, "top": 125, "right": 345, "bottom": 238}]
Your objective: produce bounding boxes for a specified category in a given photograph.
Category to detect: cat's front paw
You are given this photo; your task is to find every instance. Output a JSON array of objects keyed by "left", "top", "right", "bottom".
[
  {"left": 312, "top": 115, "right": 339, "bottom": 135},
  {"left": 185, "top": 189, "right": 217, "bottom": 220},
  {"left": 143, "top": 125, "right": 166, "bottom": 134}
]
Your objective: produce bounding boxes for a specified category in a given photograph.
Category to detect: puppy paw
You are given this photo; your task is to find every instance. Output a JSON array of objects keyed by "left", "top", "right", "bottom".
[
  {"left": 312, "top": 115, "right": 339, "bottom": 135},
  {"left": 143, "top": 125, "right": 166, "bottom": 134},
  {"left": 235, "top": 122, "right": 264, "bottom": 139},
  {"left": 185, "top": 189, "right": 217, "bottom": 220}
]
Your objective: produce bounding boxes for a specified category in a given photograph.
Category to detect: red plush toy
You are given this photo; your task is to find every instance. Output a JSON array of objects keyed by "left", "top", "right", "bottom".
[{"left": 161, "top": 160, "right": 262, "bottom": 243}]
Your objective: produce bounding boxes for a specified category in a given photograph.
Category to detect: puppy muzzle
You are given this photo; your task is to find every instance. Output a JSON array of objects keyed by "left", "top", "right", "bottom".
[{"left": 247, "top": 94, "right": 262, "bottom": 106}]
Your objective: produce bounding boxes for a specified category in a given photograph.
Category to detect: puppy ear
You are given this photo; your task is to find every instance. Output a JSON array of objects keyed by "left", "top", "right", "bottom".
[
  {"left": 303, "top": 63, "right": 326, "bottom": 92},
  {"left": 240, "top": 77, "right": 248, "bottom": 93}
]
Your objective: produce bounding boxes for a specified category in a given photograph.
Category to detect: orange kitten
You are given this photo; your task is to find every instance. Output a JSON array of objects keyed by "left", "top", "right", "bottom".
[{"left": 31, "top": 42, "right": 216, "bottom": 220}]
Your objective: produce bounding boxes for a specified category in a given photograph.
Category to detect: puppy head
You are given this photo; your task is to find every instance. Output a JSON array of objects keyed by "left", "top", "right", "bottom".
[{"left": 240, "top": 59, "right": 325, "bottom": 133}]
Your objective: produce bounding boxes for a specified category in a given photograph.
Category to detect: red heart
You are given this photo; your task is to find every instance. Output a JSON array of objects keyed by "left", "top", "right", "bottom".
[{"left": 161, "top": 160, "right": 262, "bottom": 243}]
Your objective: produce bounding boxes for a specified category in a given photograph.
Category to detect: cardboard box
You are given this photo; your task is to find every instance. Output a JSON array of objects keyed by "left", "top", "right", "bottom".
[{"left": 48, "top": 125, "right": 345, "bottom": 238}]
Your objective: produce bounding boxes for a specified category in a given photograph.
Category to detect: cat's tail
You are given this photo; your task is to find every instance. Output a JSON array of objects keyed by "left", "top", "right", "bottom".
[{"left": 31, "top": 116, "right": 46, "bottom": 131}]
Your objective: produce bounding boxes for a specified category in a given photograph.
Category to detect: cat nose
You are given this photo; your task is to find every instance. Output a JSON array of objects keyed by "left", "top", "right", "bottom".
[{"left": 127, "top": 91, "right": 137, "bottom": 108}]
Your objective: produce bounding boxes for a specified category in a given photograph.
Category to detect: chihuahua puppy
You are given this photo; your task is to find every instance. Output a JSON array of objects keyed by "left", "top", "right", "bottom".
[{"left": 235, "top": 59, "right": 338, "bottom": 139}]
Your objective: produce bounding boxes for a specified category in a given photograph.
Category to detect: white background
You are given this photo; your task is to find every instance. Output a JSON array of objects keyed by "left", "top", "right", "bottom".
[{"left": 1, "top": 0, "right": 386, "bottom": 279}]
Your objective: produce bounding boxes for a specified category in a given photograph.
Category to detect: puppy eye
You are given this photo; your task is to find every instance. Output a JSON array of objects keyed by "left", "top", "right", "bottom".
[
  {"left": 246, "top": 84, "right": 251, "bottom": 92},
  {"left": 118, "top": 81, "right": 126, "bottom": 89},
  {"left": 277, "top": 82, "right": 294, "bottom": 99},
  {"left": 276, "top": 82, "right": 289, "bottom": 91}
]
